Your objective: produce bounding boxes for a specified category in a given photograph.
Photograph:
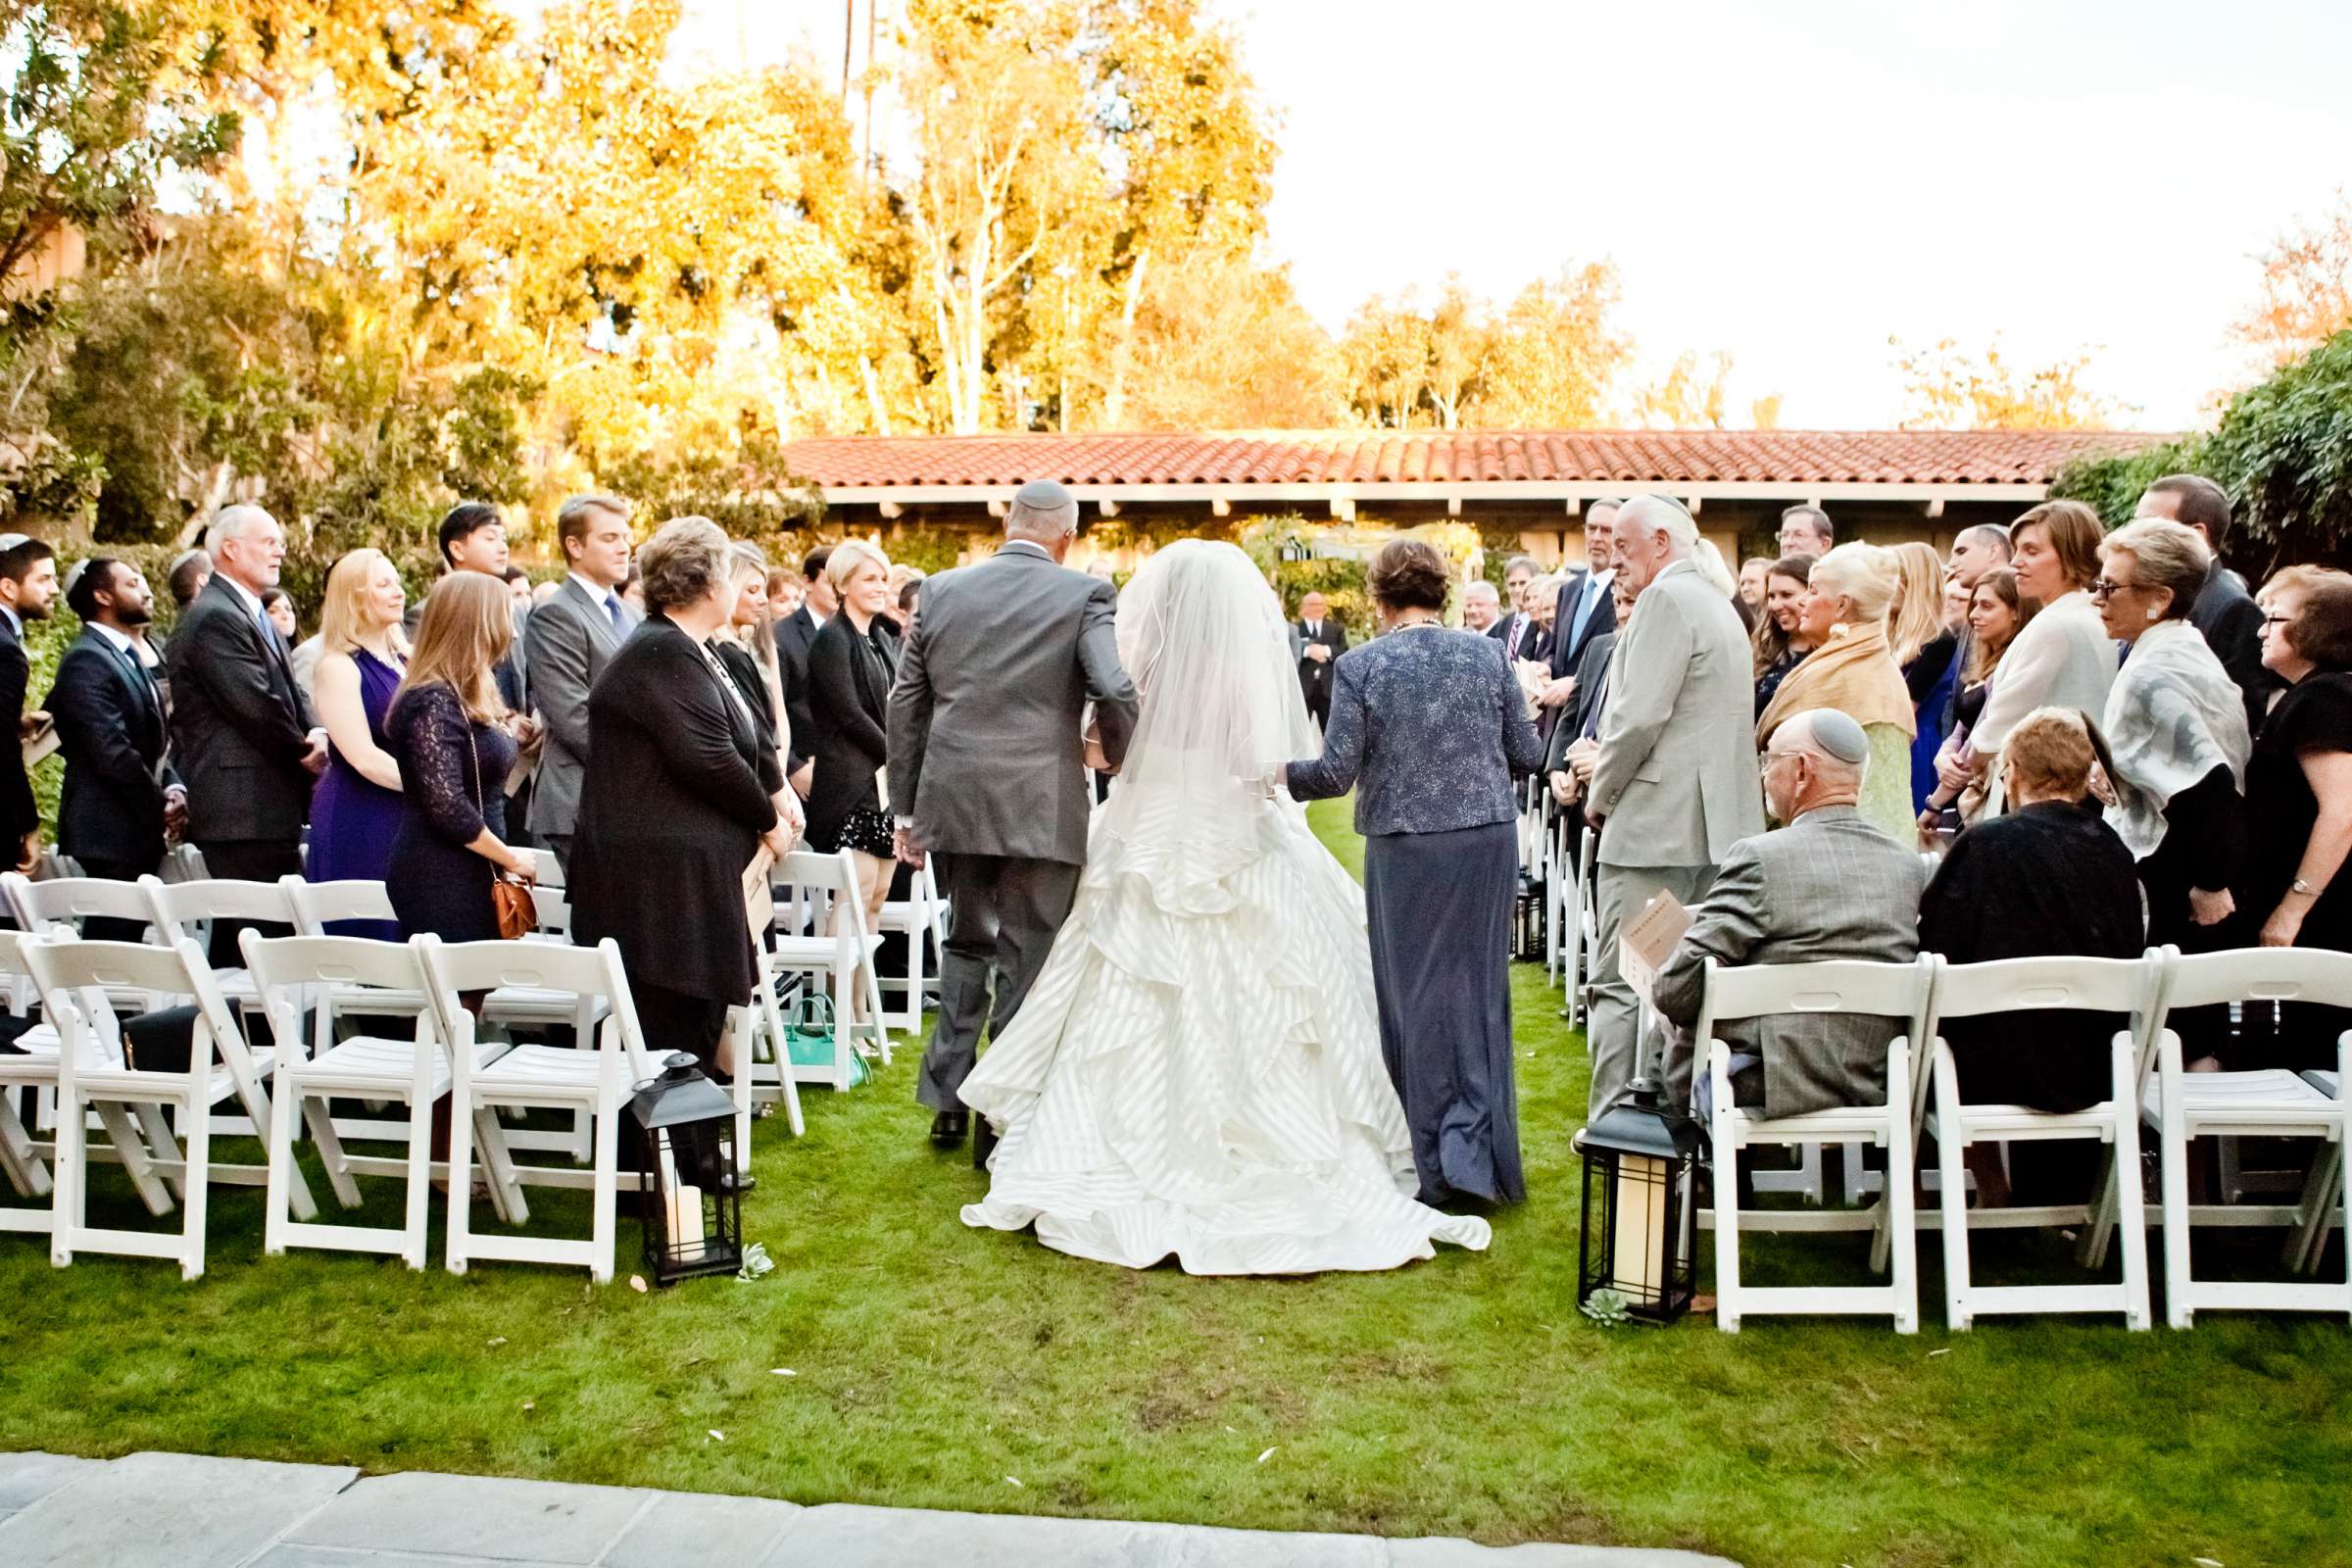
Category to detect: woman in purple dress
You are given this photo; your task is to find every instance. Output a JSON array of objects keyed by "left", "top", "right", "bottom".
[{"left": 305, "top": 549, "right": 410, "bottom": 939}]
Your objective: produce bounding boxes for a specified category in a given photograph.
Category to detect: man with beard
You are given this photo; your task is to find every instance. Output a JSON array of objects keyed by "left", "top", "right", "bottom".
[
  {"left": 0, "top": 534, "right": 59, "bottom": 874},
  {"left": 49, "top": 558, "right": 185, "bottom": 937}
]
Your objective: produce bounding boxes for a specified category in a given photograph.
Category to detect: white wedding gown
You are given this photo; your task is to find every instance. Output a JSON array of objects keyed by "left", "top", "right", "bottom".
[{"left": 956, "top": 541, "right": 1492, "bottom": 1275}]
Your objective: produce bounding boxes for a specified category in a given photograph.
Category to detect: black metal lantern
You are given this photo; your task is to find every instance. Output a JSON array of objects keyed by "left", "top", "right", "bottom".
[
  {"left": 1576, "top": 1078, "right": 1702, "bottom": 1325},
  {"left": 629, "top": 1054, "right": 746, "bottom": 1285},
  {"left": 1513, "top": 869, "right": 1545, "bottom": 962}
]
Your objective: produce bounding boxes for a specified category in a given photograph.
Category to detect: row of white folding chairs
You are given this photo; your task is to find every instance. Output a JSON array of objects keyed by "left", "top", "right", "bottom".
[
  {"left": 1691, "top": 946, "right": 2351, "bottom": 1334},
  {"left": 0, "top": 924, "right": 681, "bottom": 1282}
]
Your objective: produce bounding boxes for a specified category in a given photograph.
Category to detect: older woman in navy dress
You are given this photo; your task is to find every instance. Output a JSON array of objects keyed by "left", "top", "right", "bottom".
[{"left": 1287, "top": 540, "right": 1545, "bottom": 1206}]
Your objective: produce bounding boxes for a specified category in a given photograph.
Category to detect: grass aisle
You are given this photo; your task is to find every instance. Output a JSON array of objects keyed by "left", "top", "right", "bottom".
[{"left": 3, "top": 797, "right": 2347, "bottom": 1566}]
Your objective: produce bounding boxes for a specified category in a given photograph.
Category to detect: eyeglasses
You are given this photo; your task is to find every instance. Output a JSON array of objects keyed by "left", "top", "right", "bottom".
[
  {"left": 2260, "top": 613, "right": 2291, "bottom": 628},
  {"left": 2087, "top": 578, "right": 2135, "bottom": 601}
]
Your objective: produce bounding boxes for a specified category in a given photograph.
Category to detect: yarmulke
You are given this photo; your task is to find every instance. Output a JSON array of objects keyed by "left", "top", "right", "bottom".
[
  {"left": 1012, "top": 478, "right": 1073, "bottom": 511},
  {"left": 1805, "top": 708, "right": 1870, "bottom": 764},
  {"left": 60, "top": 558, "right": 90, "bottom": 598}
]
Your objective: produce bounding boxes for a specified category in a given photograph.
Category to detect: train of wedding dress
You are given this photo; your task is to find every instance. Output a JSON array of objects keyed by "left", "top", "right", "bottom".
[{"left": 956, "top": 539, "right": 1492, "bottom": 1274}]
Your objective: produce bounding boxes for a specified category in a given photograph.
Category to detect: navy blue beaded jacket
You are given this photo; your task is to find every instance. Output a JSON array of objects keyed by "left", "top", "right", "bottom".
[{"left": 1286, "top": 626, "right": 1544, "bottom": 838}]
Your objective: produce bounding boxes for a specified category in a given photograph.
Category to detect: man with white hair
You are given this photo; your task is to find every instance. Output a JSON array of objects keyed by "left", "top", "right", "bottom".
[
  {"left": 1583, "top": 492, "right": 1765, "bottom": 1118},
  {"left": 166, "top": 504, "right": 326, "bottom": 964},
  {"left": 1461, "top": 579, "right": 1502, "bottom": 633},
  {"left": 1650, "top": 709, "right": 1929, "bottom": 1117},
  {"left": 890, "top": 478, "right": 1141, "bottom": 1154}
]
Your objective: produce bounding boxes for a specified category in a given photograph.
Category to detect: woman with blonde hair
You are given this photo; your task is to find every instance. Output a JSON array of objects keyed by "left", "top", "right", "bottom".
[
  {"left": 806, "top": 538, "right": 901, "bottom": 1023},
  {"left": 305, "top": 549, "right": 412, "bottom": 937},
  {"left": 1966, "top": 502, "right": 2116, "bottom": 810},
  {"left": 383, "top": 572, "right": 537, "bottom": 945},
  {"left": 1892, "top": 539, "right": 1962, "bottom": 811},
  {"left": 1756, "top": 541, "right": 1917, "bottom": 839},
  {"left": 717, "top": 542, "right": 796, "bottom": 794}
]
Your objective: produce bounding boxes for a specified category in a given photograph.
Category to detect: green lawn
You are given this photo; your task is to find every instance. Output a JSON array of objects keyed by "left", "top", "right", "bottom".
[{"left": 3, "top": 797, "right": 2348, "bottom": 1567}]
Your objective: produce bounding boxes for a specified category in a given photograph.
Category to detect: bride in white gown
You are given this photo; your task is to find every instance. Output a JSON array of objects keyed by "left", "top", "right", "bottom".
[{"left": 957, "top": 539, "right": 1493, "bottom": 1274}]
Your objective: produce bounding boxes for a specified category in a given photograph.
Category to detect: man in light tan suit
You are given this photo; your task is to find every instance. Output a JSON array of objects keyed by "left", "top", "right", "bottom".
[{"left": 1584, "top": 493, "right": 1765, "bottom": 1119}]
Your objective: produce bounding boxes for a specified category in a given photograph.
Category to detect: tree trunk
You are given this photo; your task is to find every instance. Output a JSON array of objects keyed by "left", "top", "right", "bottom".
[{"left": 1101, "top": 248, "right": 1152, "bottom": 431}]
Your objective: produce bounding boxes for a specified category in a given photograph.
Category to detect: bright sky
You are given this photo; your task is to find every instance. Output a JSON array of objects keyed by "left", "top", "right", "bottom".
[{"left": 664, "top": 0, "right": 2352, "bottom": 431}]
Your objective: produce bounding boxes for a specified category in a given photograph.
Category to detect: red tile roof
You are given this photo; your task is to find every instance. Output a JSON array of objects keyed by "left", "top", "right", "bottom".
[{"left": 782, "top": 429, "right": 2169, "bottom": 491}]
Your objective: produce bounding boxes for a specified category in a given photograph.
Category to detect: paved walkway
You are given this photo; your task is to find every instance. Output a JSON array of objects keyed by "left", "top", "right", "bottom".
[{"left": 0, "top": 1451, "right": 1735, "bottom": 1567}]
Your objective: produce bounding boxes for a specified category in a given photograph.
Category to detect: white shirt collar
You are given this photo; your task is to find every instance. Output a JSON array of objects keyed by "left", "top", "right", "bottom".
[
  {"left": 1001, "top": 540, "right": 1054, "bottom": 561},
  {"left": 89, "top": 621, "right": 135, "bottom": 654},
  {"left": 0, "top": 605, "right": 18, "bottom": 638},
  {"left": 220, "top": 573, "right": 265, "bottom": 616},
  {"left": 568, "top": 570, "right": 622, "bottom": 606}
]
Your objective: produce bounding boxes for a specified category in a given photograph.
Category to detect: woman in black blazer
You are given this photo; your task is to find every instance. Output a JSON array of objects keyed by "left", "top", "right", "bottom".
[
  {"left": 714, "top": 543, "right": 794, "bottom": 787},
  {"left": 803, "top": 540, "right": 900, "bottom": 956},
  {"left": 568, "top": 518, "right": 792, "bottom": 1072}
]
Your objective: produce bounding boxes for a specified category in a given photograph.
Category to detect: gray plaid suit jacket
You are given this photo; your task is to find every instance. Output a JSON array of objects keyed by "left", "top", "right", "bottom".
[{"left": 1650, "top": 806, "right": 1928, "bottom": 1117}]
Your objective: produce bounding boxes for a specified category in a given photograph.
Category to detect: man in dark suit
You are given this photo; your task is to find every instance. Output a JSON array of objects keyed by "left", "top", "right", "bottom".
[
  {"left": 524, "top": 492, "right": 639, "bottom": 870},
  {"left": 48, "top": 559, "right": 182, "bottom": 939},
  {"left": 2133, "top": 473, "right": 2275, "bottom": 734},
  {"left": 0, "top": 534, "right": 58, "bottom": 874},
  {"left": 1293, "top": 591, "right": 1348, "bottom": 729},
  {"left": 1486, "top": 555, "right": 1541, "bottom": 660},
  {"left": 167, "top": 506, "right": 324, "bottom": 963},
  {"left": 773, "top": 545, "right": 837, "bottom": 801},
  {"left": 1534, "top": 501, "right": 1621, "bottom": 733}
]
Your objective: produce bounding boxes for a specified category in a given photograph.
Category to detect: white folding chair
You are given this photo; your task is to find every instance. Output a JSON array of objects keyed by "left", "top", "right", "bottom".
[
  {"left": 2135, "top": 947, "right": 2352, "bottom": 1326},
  {"left": 765, "top": 849, "right": 886, "bottom": 1083},
  {"left": 2298, "top": 1066, "right": 2344, "bottom": 1274},
  {"left": 422, "top": 936, "right": 654, "bottom": 1283},
  {"left": 3, "top": 870, "right": 158, "bottom": 942},
  {"left": 244, "top": 933, "right": 518, "bottom": 1269},
  {"left": 141, "top": 874, "right": 299, "bottom": 1012},
  {"left": 1691, "top": 955, "right": 1935, "bottom": 1333},
  {"left": 873, "top": 858, "right": 943, "bottom": 1037},
  {"left": 1923, "top": 953, "right": 2163, "bottom": 1331},
  {"left": 0, "top": 932, "right": 61, "bottom": 1234},
  {"left": 26, "top": 935, "right": 317, "bottom": 1279}
]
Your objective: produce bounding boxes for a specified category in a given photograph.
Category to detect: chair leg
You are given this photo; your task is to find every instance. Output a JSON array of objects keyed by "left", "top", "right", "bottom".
[
  {"left": 1887, "top": 1061, "right": 1919, "bottom": 1335},
  {"left": 445, "top": 1083, "right": 474, "bottom": 1275},
  {"left": 50, "top": 1084, "right": 82, "bottom": 1267},
  {"left": 303, "top": 1094, "right": 365, "bottom": 1209},
  {"left": 401, "top": 1090, "right": 432, "bottom": 1271},
  {"left": 265, "top": 1073, "right": 298, "bottom": 1255},
  {"left": 0, "top": 1096, "right": 48, "bottom": 1198},
  {"left": 2290, "top": 1139, "right": 2341, "bottom": 1275},
  {"left": 474, "top": 1104, "right": 527, "bottom": 1225},
  {"left": 1936, "top": 1105, "right": 1973, "bottom": 1330},
  {"left": 761, "top": 980, "right": 805, "bottom": 1137},
  {"left": 2160, "top": 1059, "right": 2194, "bottom": 1331},
  {"left": 178, "top": 1095, "right": 210, "bottom": 1282},
  {"left": 96, "top": 1101, "right": 175, "bottom": 1217},
  {"left": 589, "top": 1087, "right": 619, "bottom": 1286},
  {"left": 133, "top": 1101, "right": 188, "bottom": 1200},
  {"left": 242, "top": 1078, "right": 316, "bottom": 1222},
  {"left": 2112, "top": 1066, "right": 2153, "bottom": 1331}
]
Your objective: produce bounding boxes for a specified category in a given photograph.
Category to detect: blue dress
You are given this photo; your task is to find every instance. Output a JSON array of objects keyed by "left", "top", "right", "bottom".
[{"left": 305, "top": 647, "right": 406, "bottom": 940}]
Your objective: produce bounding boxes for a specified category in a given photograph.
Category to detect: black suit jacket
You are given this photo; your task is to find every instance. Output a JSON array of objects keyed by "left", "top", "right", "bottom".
[
  {"left": 165, "top": 574, "right": 314, "bottom": 844},
  {"left": 568, "top": 615, "right": 779, "bottom": 1006},
  {"left": 805, "top": 613, "right": 897, "bottom": 851},
  {"left": 0, "top": 614, "right": 34, "bottom": 841},
  {"left": 1295, "top": 617, "right": 1348, "bottom": 706},
  {"left": 775, "top": 605, "right": 821, "bottom": 771},
  {"left": 47, "top": 630, "right": 177, "bottom": 867},
  {"left": 714, "top": 640, "right": 791, "bottom": 791},
  {"left": 1547, "top": 570, "right": 1618, "bottom": 681},
  {"left": 1544, "top": 630, "right": 1619, "bottom": 777},
  {"left": 2191, "top": 561, "right": 2276, "bottom": 737}
]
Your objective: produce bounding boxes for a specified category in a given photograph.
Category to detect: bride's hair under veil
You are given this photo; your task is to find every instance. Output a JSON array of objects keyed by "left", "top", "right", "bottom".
[{"left": 1099, "top": 540, "right": 1320, "bottom": 906}]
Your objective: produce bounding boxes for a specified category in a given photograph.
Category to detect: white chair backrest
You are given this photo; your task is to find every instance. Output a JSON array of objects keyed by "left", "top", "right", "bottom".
[
  {"left": 521, "top": 848, "right": 565, "bottom": 890},
  {"left": 144, "top": 875, "right": 297, "bottom": 946},
  {"left": 2, "top": 871, "right": 155, "bottom": 938},
  {"left": 1694, "top": 955, "right": 1936, "bottom": 1047},
  {"left": 1917, "top": 952, "right": 2166, "bottom": 1123},
  {"left": 0, "top": 928, "right": 34, "bottom": 1013},
  {"left": 243, "top": 933, "right": 439, "bottom": 1056},
  {"left": 528, "top": 884, "right": 571, "bottom": 938},
  {"left": 777, "top": 849, "right": 859, "bottom": 897},
  {"left": 415, "top": 936, "right": 653, "bottom": 1081},
  {"left": 2158, "top": 946, "right": 2352, "bottom": 1012},
  {"left": 281, "top": 876, "right": 398, "bottom": 936},
  {"left": 24, "top": 935, "right": 242, "bottom": 1078}
]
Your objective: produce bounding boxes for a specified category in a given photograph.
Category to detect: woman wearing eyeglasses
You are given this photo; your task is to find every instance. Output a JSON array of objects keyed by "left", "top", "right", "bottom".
[
  {"left": 2093, "top": 518, "right": 2252, "bottom": 1070},
  {"left": 1965, "top": 501, "right": 2118, "bottom": 813}
]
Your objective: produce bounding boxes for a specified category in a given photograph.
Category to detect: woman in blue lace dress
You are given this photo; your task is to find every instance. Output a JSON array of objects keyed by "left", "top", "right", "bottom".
[
  {"left": 383, "top": 574, "right": 537, "bottom": 943},
  {"left": 1286, "top": 540, "right": 1545, "bottom": 1207}
]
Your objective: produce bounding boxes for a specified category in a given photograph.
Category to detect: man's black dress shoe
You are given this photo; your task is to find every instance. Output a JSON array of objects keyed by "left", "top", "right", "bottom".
[
  {"left": 930, "top": 1109, "right": 969, "bottom": 1147},
  {"left": 972, "top": 1114, "right": 999, "bottom": 1169}
]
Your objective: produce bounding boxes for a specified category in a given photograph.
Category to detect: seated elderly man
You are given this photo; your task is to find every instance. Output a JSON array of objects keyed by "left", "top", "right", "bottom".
[{"left": 1651, "top": 709, "right": 1929, "bottom": 1116}]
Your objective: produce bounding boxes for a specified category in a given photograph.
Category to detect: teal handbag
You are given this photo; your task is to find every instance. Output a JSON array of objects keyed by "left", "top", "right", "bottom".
[{"left": 784, "top": 992, "right": 868, "bottom": 1087}]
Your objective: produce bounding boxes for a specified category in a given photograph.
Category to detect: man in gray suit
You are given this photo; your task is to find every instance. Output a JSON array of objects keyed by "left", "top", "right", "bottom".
[
  {"left": 1651, "top": 710, "right": 1928, "bottom": 1116},
  {"left": 1585, "top": 493, "right": 1765, "bottom": 1118},
  {"left": 524, "top": 493, "right": 639, "bottom": 869},
  {"left": 889, "top": 479, "right": 1140, "bottom": 1150}
]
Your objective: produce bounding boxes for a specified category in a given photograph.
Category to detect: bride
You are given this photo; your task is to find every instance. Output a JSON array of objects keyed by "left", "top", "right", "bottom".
[{"left": 957, "top": 539, "right": 1493, "bottom": 1274}]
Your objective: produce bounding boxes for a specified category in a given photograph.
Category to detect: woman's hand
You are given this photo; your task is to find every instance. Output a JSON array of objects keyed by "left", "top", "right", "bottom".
[
  {"left": 2260, "top": 902, "right": 2304, "bottom": 948},
  {"left": 1936, "top": 753, "right": 1976, "bottom": 794},
  {"left": 2186, "top": 887, "right": 2235, "bottom": 927},
  {"left": 760, "top": 821, "right": 794, "bottom": 861},
  {"left": 502, "top": 848, "right": 539, "bottom": 885}
]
